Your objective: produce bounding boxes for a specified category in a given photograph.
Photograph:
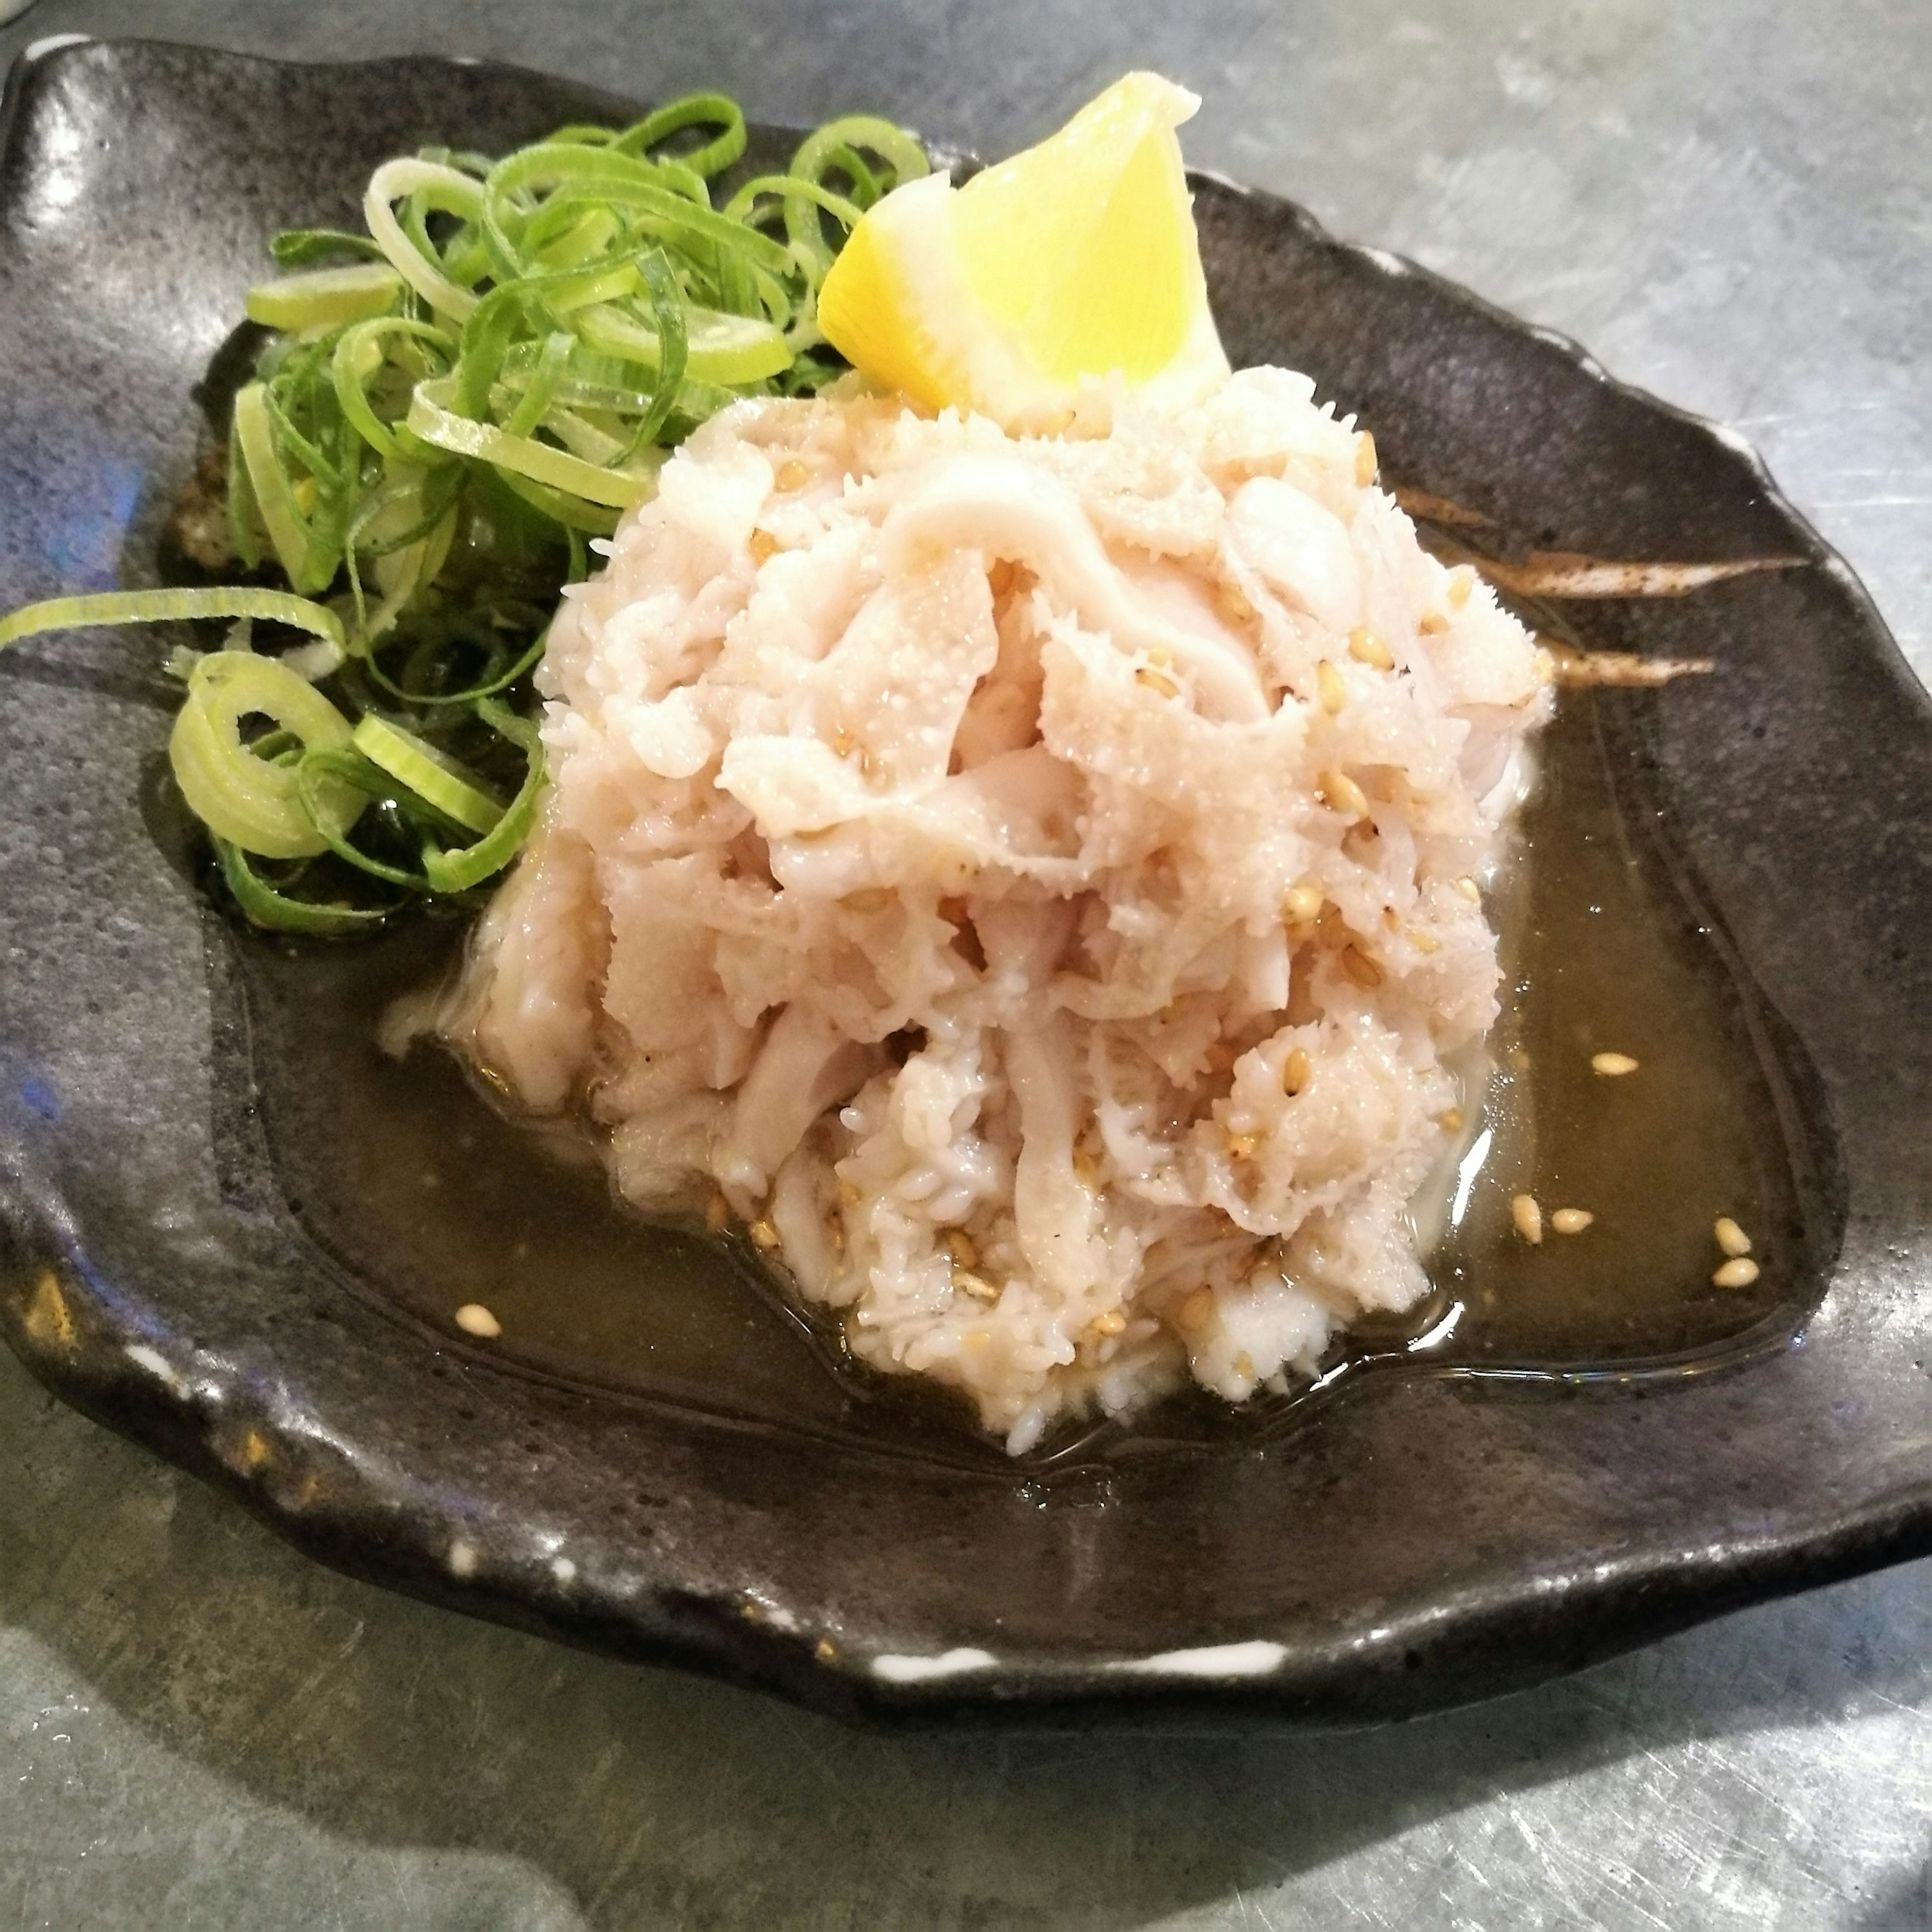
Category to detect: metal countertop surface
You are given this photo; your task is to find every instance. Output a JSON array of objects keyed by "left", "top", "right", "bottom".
[{"left": 0, "top": 2, "right": 1927, "bottom": 1926}]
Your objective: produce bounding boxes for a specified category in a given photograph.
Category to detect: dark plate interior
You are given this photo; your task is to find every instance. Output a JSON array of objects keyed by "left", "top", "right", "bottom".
[{"left": 0, "top": 39, "right": 1927, "bottom": 1724}]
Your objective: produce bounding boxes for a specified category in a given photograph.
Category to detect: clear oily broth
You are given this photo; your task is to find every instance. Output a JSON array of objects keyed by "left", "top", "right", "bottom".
[{"left": 229, "top": 684, "right": 1827, "bottom": 1466}]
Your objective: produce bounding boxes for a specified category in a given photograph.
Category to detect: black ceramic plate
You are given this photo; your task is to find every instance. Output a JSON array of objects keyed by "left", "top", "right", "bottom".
[{"left": 1, "top": 39, "right": 1927, "bottom": 1726}]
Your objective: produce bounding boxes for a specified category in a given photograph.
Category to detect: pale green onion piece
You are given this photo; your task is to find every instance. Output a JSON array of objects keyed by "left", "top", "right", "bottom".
[
  {"left": 331, "top": 317, "right": 456, "bottom": 459},
  {"left": 421, "top": 699, "right": 545, "bottom": 892},
  {"left": 215, "top": 838, "right": 395, "bottom": 934},
  {"left": 363, "top": 157, "right": 488, "bottom": 320},
  {"left": 0, "top": 586, "right": 344, "bottom": 664},
  {"left": 245, "top": 262, "right": 404, "bottom": 332},
  {"left": 610, "top": 92, "right": 747, "bottom": 176},
  {"left": 405, "top": 376, "right": 660, "bottom": 509},
  {"left": 296, "top": 748, "right": 437, "bottom": 890},
  {"left": 351, "top": 713, "right": 505, "bottom": 835},
  {"left": 575, "top": 302, "right": 790, "bottom": 385},
  {"left": 233, "top": 382, "right": 335, "bottom": 594},
  {"left": 170, "top": 652, "right": 363, "bottom": 858}
]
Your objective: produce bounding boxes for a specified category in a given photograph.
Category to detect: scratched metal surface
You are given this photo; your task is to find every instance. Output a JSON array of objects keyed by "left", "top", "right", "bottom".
[{"left": 0, "top": 0, "right": 1927, "bottom": 1926}]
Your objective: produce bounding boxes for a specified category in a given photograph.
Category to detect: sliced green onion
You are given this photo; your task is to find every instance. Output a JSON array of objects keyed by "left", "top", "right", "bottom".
[
  {"left": 0, "top": 586, "right": 345, "bottom": 660},
  {"left": 406, "top": 376, "right": 660, "bottom": 509},
  {"left": 610, "top": 92, "right": 747, "bottom": 176},
  {"left": 215, "top": 838, "right": 396, "bottom": 933},
  {"left": 246, "top": 262, "right": 405, "bottom": 332},
  {"left": 352, "top": 712, "right": 505, "bottom": 834},
  {"left": 2, "top": 91, "right": 928, "bottom": 935},
  {"left": 232, "top": 382, "right": 337, "bottom": 594},
  {"left": 170, "top": 652, "right": 364, "bottom": 858},
  {"left": 421, "top": 699, "right": 545, "bottom": 892},
  {"left": 363, "top": 157, "right": 488, "bottom": 319},
  {"left": 271, "top": 228, "right": 388, "bottom": 267},
  {"left": 574, "top": 300, "right": 790, "bottom": 385}
]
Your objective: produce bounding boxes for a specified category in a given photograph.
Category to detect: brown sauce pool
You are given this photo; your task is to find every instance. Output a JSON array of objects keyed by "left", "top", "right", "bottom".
[{"left": 226, "top": 682, "right": 1831, "bottom": 1469}]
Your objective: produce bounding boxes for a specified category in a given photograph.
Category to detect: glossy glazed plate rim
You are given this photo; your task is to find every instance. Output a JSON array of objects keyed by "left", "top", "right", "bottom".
[{"left": 0, "top": 38, "right": 1927, "bottom": 1727}]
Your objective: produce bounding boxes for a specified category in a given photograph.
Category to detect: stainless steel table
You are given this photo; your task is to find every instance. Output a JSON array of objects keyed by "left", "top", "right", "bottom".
[{"left": 2, "top": 2, "right": 1927, "bottom": 1925}]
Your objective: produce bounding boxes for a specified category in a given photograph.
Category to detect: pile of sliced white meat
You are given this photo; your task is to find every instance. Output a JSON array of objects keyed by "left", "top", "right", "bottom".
[{"left": 450, "top": 368, "right": 1551, "bottom": 1452}]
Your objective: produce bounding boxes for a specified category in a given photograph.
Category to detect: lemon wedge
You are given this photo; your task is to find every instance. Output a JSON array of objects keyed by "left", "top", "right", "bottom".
[{"left": 818, "top": 71, "right": 1229, "bottom": 431}]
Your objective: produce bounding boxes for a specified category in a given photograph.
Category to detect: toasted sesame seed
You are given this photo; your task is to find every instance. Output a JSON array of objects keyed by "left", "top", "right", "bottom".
[
  {"left": 1176, "top": 1287, "right": 1216, "bottom": 1332},
  {"left": 1713, "top": 1257, "right": 1761, "bottom": 1289},
  {"left": 1454, "top": 875, "right": 1481, "bottom": 902},
  {"left": 1354, "top": 432, "right": 1378, "bottom": 487},
  {"left": 1511, "top": 1193, "right": 1544, "bottom": 1244},
  {"left": 1340, "top": 944, "right": 1384, "bottom": 989},
  {"left": 1282, "top": 1047, "right": 1312, "bottom": 1096},
  {"left": 1408, "top": 927, "right": 1440, "bottom": 954},
  {"left": 1551, "top": 1208, "right": 1594, "bottom": 1235},
  {"left": 1217, "top": 583, "right": 1256, "bottom": 625},
  {"left": 1136, "top": 665, "right": 1181, "bottom": 699},
  {"left": 1146, "top": 643, "right": 1174, "bottom": 667},
  {"left": 455, "top": 1303, "right": 501, "bottom": 1338},
  {"left": 1317, "top": 660, "right": 1348, "bottom": 714},
  {"left": 1419, "top": 611, "right": 1450, "bottom": 634},
  {"left": 945, "top": 1228, "right": 980, "bottom": 1269},
  {"left": 1438, "top": 1105, "right": 1464, "bottom": 1133},
  {"left": 954, "top": 1269, "right": 1001, "bottom": 1303},
  {"left": 1714, "top": 1217, "right": 1752, "bottom": 1257},
  {"left": 1090, "top": 1310, "right": 1126, "bottom": 1337},
  {"left": 1225, "top": 1131, "right": 1259, "bottom": 1160},
  {"left": 1446, "top": 568, "right": 1474, "bottom": 609},
  {"left": 1234, "top": 1350, "right": 1256, "bottom": 1380},
  {"left": 703, "top": 1191, "right": 731, "bottom": 1232},
  {"left": 749, "top": 1218, "right": 780, "bottom": 1251},
  {"left": 749, "top": 528, "right": 780, "bottom": 564},
  {"left": 1592, "top": 1052, "right": 1640, "bottom": 1076},
  {"left": 1282, "top": 882, "right": 1325, "bottom": 925},
  {"left": 1318, "top": 768, "right": 1370, "bottom": 820},
  {"left": 814, "top": 1636, "right": 838, "bottom": 1661},
  {"left": 775, "top": 458, "right": 811, "bottom": 492},
  {"left": 1348, "top": 626, "right": 1395, "bottom": 670}
]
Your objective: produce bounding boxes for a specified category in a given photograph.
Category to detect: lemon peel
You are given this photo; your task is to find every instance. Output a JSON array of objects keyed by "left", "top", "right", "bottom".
[{"left": 819, "top": 72, "right": 1229, "bottom": 431}]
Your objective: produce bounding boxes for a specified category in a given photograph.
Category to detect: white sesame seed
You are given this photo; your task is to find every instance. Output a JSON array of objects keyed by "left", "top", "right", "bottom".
[
  {"left": 1282, "top": 882, "right": 1324, "bottom": 925},
  {"left": 1318, "top": 768, "right": 1370, "bottom": 819},
  {"left": 455, "top": 1303, "right": 501, "bottom": 1339},
  {"left": 1713, "top": 1257, "right": 1761, "bottom": 1289},
  {"left": 1511, "top": 1193, "right": 1543, "bottom": 1244},
  {"left": 1714, "top": 1217, "right": 1752, "bottom": 1257},
  {"left": 1592, "top": 1052, "right": 1640, "bottom": 1076},
  {"left": 1347, "top": 626, "right": 1394, "bottom": 670},
  {"left": 1551, "top": 1208, "right": 1594, "bottom": 1235}
]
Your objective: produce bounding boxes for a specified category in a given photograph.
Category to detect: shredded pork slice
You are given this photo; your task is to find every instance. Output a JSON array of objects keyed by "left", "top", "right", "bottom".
[{"left": 449, "top": 369, "right": 1550, "bottom": 1452}]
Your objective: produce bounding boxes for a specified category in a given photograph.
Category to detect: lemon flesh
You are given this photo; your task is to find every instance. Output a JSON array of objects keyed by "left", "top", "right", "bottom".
[{"left": 818, "top": 72, "right": 1229, "bottom": 431}]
